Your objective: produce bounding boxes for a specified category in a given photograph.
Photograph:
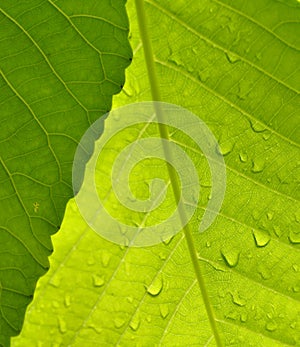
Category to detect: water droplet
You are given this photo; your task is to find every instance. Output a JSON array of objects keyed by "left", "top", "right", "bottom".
[
  {"left": 289, "top": 231, "right": 300, "bottom": 244},
  {"left": 101, "top": 251, "right": 111, "bottom": 267},
  {"left": 256, "top": 52, "right": 262, "bottom": 60},
  {"left": 58, "top": 318, "right": 67, "bottom": 334},
  {"left": 240, "top": 313, "right": 248, "bottom": 322},
  {"left": 292, "top": 285, "right": 299, "bottom": 293},
  {"left": 147, "top": 275, "right": 163, "bottom": 296},
  {"left": 251, "top": 158, "right": 265, "bottom": 173},
  {"left": 258, "top": 265, "right": 271, "bottom": 280},
  {"left": 263, "top": 132, "right": 271, "bottom": 140},
  {"left": 87, "top": 324, "right": 102, "bottom": 334},
  {"left": 218, "top": 141, "right": 234, "bottom": 156},
  {"left": 250, "top": 120, "right": 266, "bottom": 133},
  {"left": 267, "top": 212, "right": 274, "bottom": 220},
  {"left": 146, "top": 315, "right": 152, "bottom": 323},
  {"left": 225, "top": 51, "right": 240, "bottom": 63},
  {"left": 239, "top": 152, "right": 248, "bottom": 162},
  {"left": 127, "top": 296, "right": 133, "bottom": 303},
  {"left": 129, "top": 315, "right": 140, "bottom": 331},
  {"left": 162, "top": 236, "right": 173, "bottom": 245},
  {"left": 231, "top": 292, "right": 247, "bottom": 307},
  {"left": 114, "top": 317, "right": 125, "bottom": 329},
  {"left": 206, "top": 241, "right": 211, "bottom": 248},
  {"left": 92, "top": 274, "right": 105, "bottom": 287},
  {"left": 64, "top": 294, "right": 71, "bottom": 308},
  {"left": 159, "top": 252, "right": 167, "bottom": 260},
  {"left": 221, "top": 249, "right": 240, "bottom": 267},
  {"left": 52, "top": 301, "right": 59, "bottom": 308},
  {"left": 292, "top": 264, "right": 299, "bottom": 272},
  {"left": 252, "top": 229, "right": 270, "bottom": 247},
  {"left": 197, "top": 70, "right": 210, "bottom": 82},
  {"left": 87, "top": 255, "right": 95, "bottom": 266},
  {"left": 290, "top": 321, "right": 297, "bottom": 329},
  {"left": 273, "top": 225, "right": 282, "bottom": 237},
  {"left": 225, "top": 311, "right": 238, "bottom": 320},
  {"left": 159, "top": 304, "right": 169, "bottom": 319},
  {"left": 266, "top": 321, "right": 277, "bottom": 332},
  {"left": 49, "top": 276, "right": 61, "bottom": 288}
]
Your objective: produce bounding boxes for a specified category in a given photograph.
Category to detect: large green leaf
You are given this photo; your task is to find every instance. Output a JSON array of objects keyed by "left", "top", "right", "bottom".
[
  {"left": 12, "top": 0, "right": 300, "bottom": 346},
  {"left": 0, "top": 1, "right": 131, "bottom": 345}
]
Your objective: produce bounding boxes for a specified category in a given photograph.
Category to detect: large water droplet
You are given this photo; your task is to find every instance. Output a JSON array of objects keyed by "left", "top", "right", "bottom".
[
  {"left": 218, "top": 141, "right": 234, "bottom": 156},
  {"left": 252, "top": 229, "right": 270, "bottom": 247},
  {"left": 114, "top": 317, "right": 125, "bottom": 329},
  {"left": 147, "top": 275, "right": 163, "bottom": 296},
  {"left": 159, "top": 304, "right": 169, "bottom": 319},
  {"left": 92, "top": 274, "right": 105, "bottom": 287},
  {"left": 221, "top": 249, "right": 240, "bottom": 267},
  {"left": 129, "top": 315, "right": 140, "bottom": 331}
]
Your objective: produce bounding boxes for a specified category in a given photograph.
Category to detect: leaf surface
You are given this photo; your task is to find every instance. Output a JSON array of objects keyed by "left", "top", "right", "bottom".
[
  {"left": 0, "top": 0, "right": 131, "bottom": 345},
  {"left": 12, "top": 0, "right": 300, "bottom": 346}
]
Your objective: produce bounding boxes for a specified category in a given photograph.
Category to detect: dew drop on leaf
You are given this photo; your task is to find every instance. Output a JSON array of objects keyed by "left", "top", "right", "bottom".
[
  {"left": 266, "top": 321, "right": 277, "bottom": 332},
  {"left": 92, "top": 274, "right": 105, "bottom": 287},
  {"left": 231, "top": 292, "right": 247, "bottom": 307},
  {"left": 250, "top": 120, "right": 266, "bottom": 133},
  {"left": 288, "top": 231, "right": 300, "bottom": 244},
  {"left": 221, "top": 249, "right": 240, "bottom": 267},
  {"left": 64, "top": 294, "right": 71, "bottom": 308},
  {"left": 129, "top": 315, "right": 140, "bottom": 331},
  {"left": 114, "top": 317, "right": 126, "bottom": 329},
  {"left": 146, "top": 315, "right": 152, "bottom": 323},
  {"left": 147, "top": 275, "right": 163, "bottom": 296},
  {"left": 252, "top": 229, "right": 270, "bottom": 247},
  {"left": 101, "top": 251, "right": 111, "bottom": 267},
  {"left": 58, "top": 317, "right": 67, "bottom": 334},
  {"left": 239, "top": 152, "right": 248, "bottom": 163},
  {"left": 225, "top": 51, "right": 240, "bottom": 64},
  {"left": 206, "top": 241, "right": 211, "bottom": 248},
  {"left": 240, "top": 313, "right": 248, "bottom": 322},
  {"left": 267, "top": 211, "right": 274, "bottom": 220},
  {"left": 258, "top": 265, "right": 271, "bottom": 280},
  {"left": 251, "top": 158, "right": 265, "bottom": 173},
  {"left": 159, "top": 303, "right": 169, "bottom": 319},
  {"left": 218, "top": 141, "right": 234, "bottom": 156},
  {"left": 292, "top": 264, "right": 299, "bottom": 272}
]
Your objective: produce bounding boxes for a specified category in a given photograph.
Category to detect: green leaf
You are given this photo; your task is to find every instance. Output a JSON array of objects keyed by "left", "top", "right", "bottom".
[
  {"left": 0, "top": 0, "right": 131, "bottom": 345},
  {"left": 12, "top": 0, "right": 300, "bottom": 346}
]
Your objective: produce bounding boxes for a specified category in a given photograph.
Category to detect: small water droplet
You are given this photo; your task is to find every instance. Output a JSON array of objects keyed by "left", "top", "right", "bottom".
[
  {"left": 114, "top": 317, "right": 125, "bottom": 329},
  {"left": 256, "top": 52, "right": 262, "bottom": 60},
  {"left": 252, "top": 229, "right": 270, "bottom": 247},
  {"left": 225, "top": 311, "right": 238, "bottom": 320},
  {"left": 231, "top": 292, "right": 247, "bottom": 307},
  {"left": 239, "top": 152, "right": 248, "bottom": 162},
  {"left": 266, "top": 321, "right": 277, "bottom": 332},
  {"left": 162, "top": 236, "right": 173, "bottom": 245},
  {"left": 52, "top": 301, "right": 59, "bottom": 308},
  {"left": 251, "top": 158, "right": 265, "bottom": 173},
  {"left": 240, "top": 313, "right": 248, "bottom": 322},
  {"left": 289, "top": 231, "right": 300, "bottom": 244},
  {"left": 129, "top": 315, "right": 140, "bottom": 331},
  {"left": 87, "top": 324, "right": 102, "bottom": 334},
  {"left": 206, "top": 241, "right": 211, "bottom": 248},
  {"left": 159, "top": 304, "right": 169, "bottom": 319},
  {"left": 267, "top": 212, "right": 274, "bottom": 220},
  {"left": 292, "top": 264, "right": 299, "bottom": 272},
  {"left": 273, "top": 225, "right": 282, "bottom": 237},
  {"left": 292, "top": 285, "right": 299, "bottom": 293},
  {"left": 159, "top": 252, "right": 167, "bottom": 260},
  {"left": 197, "top": 70, "right": 210, "bottom": 82},
  {"left": 147, "top": 275, "right": 163, "bottom": 296},
  {"left": 87, "top": 255, "right": 95, "bottom": 266},
  {"left": 250, "top": 120, "right": 266, "bottom": 133},
  {"left": 290, "top": 321, "right": 297, "bottom": 329},
  {"left": 221, "top": 249, "right": 240, "bottom": 267},
  {"left": 218, "top": 141, "right": 234, "bottom": 156},
  {"left": 225, "top": 51, "right": 240, "bottom": 63},
  {"left": 58, "top": 318, "right": 67, "bottom": 334},
  {"left": 258, "top": 265, "right": 271, "bottom": 280},
  {"left": 146, "top": 315, "right": 152, "bottom": 323},
  {"left": 92, "top": 274, "right": 105, "bottom": 287},
  {"left": 49, "top": 276, "right": 61, "bottom": 288},
  {"left": 263, "top": 132, "right": 271, "bottom": 140},
  {"left": 101, "top": 251, "right": 111, "bottom": 267},
  {"left": 64, "top": 294, "right": 71, "bottom": 308}
]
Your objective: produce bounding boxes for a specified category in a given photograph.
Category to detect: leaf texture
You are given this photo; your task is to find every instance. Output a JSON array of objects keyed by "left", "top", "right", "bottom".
[{"left": 12, "top": 0, "right": 300, "bottom": 346}]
